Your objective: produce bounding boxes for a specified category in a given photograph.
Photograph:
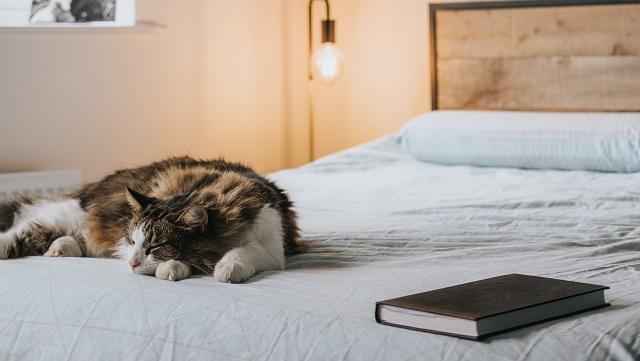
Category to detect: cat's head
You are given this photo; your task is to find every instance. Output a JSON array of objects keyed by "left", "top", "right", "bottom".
[{"left": 117, "top": 187, "right": 210, "bottom": 275}]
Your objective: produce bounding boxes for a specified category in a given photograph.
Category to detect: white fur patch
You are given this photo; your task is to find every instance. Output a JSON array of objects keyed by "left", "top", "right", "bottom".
[
  {"left": 131, "top": 226, "right": 145, "bottom": 246},
  {"left": 132, "top": 254, "right": 160, "bottom": 275},
  {"left": 15, "top": 199, "right": 87, "bottom": 235},
  {"left": 115, "top": 225, "right": 160, "bottom": 275},
  {"left": 113, "top": 238, "right": 131, "bottom": 259},
  {"left": 114, "top": 226, "right": 146, "bottom": 262},
  {"left": 213, "top": 205, "right": 285, "bottom": 283},
  {"left": 0, "top": 199, "right": 88, "bottom": 259}
]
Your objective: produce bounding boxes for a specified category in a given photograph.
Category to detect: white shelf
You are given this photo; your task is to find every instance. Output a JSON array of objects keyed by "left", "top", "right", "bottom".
[{"left": 0, "top": 21, "right": 168, "bottom": 34}]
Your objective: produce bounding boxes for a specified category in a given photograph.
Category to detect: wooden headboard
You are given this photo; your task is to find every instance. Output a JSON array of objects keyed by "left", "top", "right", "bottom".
[{"left": 429, "top": 0, "right": 640, "bottom": 111}]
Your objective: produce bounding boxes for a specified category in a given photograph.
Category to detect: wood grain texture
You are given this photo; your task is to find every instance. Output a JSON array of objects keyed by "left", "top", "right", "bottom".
[
  {"left": 433, "top": 3, "right": 640, "bottom": 111},
  {"left": 437, "top": 56, "right": 640, "bottom": 111},
  {"left": 437, "top": 4, "right": 640, "bottom": 59}
]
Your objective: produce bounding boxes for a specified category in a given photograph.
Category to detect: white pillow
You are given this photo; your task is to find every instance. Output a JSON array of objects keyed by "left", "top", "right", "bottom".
[{"left": 402, "top": 111, "right": 640, "bottom": 173}]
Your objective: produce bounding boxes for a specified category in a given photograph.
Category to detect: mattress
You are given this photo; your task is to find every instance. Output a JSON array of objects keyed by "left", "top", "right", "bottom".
[{"left": 2, "top": 134, "right": 640, "bottom": 361}]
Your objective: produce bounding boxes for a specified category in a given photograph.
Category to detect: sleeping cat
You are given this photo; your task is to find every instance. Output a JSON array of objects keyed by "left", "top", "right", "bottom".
[{"left": 0, "top": 157, "right": 300, "bottom": 283}]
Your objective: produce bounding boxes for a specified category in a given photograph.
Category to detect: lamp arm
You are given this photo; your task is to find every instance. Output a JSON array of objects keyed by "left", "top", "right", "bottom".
[{"left": 308, "top": 0, "right": 331, "bottom": 81}]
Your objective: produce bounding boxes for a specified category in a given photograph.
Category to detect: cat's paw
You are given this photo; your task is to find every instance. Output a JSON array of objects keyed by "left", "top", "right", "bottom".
[
  {"left": 213, "top": 260, "right": 255, "bottom": 283},
  {"left": 0, "top": 237, "right": 12, "bottom": 259},
  {"left": 44, "top": 236, "right": 83, "bottom": 257},
  {"left": 0, "top": 232, "right": 18, "bottom": 259},
  {"left": 155, "top": 260, "right": 191, "bottom": 281}
]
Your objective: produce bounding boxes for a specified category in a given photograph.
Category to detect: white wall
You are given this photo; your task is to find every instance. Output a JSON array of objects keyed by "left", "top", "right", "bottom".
[
  {"left": 0, "top": 0, "right": 203, "bottom": 181},
  {"left": 0, "top": 0, "right": 449, "bottom": 179},
  {"left": 0, "top": 0, "right": 291, "bottom": 181}
]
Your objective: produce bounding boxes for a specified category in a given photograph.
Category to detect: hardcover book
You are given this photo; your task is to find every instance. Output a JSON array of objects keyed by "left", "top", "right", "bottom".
[{"left": 375, "top": 274, "right": 609, "bottom": 340}]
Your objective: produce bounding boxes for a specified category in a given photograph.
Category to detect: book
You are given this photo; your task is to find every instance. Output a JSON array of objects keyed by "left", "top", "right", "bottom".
[{"left": 375, "top": 274, "right": 609, "bottom": 340}]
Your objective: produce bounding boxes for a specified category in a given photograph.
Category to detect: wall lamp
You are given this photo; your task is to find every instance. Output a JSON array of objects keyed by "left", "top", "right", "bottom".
[{"left": 308, "top": 0, "right": 343, "bottom": 160}]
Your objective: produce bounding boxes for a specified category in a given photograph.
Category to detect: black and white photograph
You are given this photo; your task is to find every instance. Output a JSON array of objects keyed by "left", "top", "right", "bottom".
[
  {"left": 1, "top": 0, "right": 640, "bottom": 360},
  {"left": 30, "top": 0, "right": 115, "bottom": 23}
]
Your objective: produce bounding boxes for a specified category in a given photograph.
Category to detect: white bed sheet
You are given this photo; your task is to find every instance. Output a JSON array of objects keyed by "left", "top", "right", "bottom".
[{"left": 2, "top": 134, "right": 640, "bottom": 361}]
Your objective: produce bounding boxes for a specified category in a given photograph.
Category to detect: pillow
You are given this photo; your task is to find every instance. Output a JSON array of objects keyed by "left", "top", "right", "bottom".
[{"left": 402, "top": 111, "right": 640, "bottom": 173}]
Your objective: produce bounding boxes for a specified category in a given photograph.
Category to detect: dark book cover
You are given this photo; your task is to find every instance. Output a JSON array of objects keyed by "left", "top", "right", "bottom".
[{"left": 376, "top": 274, "right": 609, "bottom": 339}]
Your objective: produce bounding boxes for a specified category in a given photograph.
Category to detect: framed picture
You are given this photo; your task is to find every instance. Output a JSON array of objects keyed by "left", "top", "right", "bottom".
[{"left": 0, "top": 0, "right": 135, "bottom": 27}]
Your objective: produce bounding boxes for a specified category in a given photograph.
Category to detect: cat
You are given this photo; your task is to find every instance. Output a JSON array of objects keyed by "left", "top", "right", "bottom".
[{"left": 0, "top": 157, "right": 301, "bottom": 283}]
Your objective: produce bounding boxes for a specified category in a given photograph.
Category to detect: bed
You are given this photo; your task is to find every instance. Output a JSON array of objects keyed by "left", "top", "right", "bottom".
[
  {"left": 3, "top": 133, "right": 640, "bottom": 360},
  {"left": 2, "top": 1, "right": 640, "bottom": 360}
]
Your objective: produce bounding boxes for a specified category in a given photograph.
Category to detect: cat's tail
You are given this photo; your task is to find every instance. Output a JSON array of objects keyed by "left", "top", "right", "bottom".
[
  {"left": 292, "top": 239, "right": 311, "bottom": 254},
  {"left": 286, "top": 239, "right": 310, "bottom": 255}
]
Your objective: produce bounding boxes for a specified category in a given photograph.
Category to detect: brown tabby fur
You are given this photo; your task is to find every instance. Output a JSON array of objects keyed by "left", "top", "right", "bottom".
[{"left": 2, "top": 157, "right": 300, "bottom": 273}]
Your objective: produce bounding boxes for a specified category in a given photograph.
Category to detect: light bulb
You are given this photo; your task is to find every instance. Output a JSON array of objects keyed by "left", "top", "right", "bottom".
[{"left": 312, "top": 43, "right": 343, "bottom": 84}]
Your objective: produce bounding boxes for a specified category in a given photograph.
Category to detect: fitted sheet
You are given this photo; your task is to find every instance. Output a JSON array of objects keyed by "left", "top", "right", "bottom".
[{"left": 2, "top": 134, "right": 640, "bottom": 361}]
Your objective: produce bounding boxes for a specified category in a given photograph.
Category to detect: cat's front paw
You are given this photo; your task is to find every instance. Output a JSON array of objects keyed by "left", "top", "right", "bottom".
[
  {"left": 44, "top": 236, "right": 83, "bottom": 257},
  {"left": 0, "top": 245, "right": 10, "bottom": 259},
  {"left": 0, "top": 233, "right": 17, "bottom": 259},
  {"left": 213, "top": 260, "right": 255, "bottom": 283},
  {"left": 155, "top": 260, "right": 191, "bottom": 281}
]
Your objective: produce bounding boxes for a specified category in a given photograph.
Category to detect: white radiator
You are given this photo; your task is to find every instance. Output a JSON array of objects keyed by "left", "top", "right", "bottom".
[{"left": 0, "top": 170, "right": 82, "bottom": 200}]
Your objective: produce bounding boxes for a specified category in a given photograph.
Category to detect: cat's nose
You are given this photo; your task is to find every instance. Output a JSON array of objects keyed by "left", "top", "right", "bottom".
[{"left": 128, "top": 259, "right": 140, "bottom": 269}]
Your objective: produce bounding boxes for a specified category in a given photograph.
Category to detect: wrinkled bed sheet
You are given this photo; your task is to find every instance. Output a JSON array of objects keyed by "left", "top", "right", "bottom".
[{"left": 2, "top": 134, "right": 640, "bottom": 361}]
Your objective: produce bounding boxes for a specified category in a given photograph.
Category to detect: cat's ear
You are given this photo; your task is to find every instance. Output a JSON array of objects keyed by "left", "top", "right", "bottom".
[
  {"left": 178, "top": 205, "right": 208, "bottom": 233},
  {"left": 126, "top": 187, "right": 155, "bottom": 212}
]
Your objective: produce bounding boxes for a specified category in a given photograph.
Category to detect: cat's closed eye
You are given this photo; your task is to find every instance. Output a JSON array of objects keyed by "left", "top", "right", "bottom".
[
  {"left": 145, "top": 241, "right": 169, "bottom": 255},
  {"left": 126, "top": 237, "right": 134, "bottom": 245}
]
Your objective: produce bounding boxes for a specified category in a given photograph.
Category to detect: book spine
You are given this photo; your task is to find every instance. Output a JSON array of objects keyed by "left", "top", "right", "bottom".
[{"left": 374, "top": 303, "right": 382, "bottom": 324}]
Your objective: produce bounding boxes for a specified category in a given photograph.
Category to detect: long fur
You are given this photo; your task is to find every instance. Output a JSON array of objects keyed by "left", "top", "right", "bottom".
[{"left": 0, "top": 157, "right": 301, "bottom": 282}]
